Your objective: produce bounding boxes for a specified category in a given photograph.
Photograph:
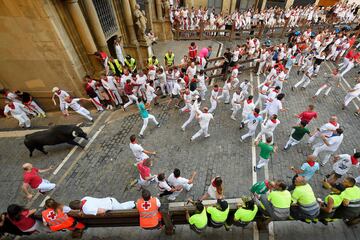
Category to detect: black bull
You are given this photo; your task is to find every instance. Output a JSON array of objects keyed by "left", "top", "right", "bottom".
[{"left": 24, "top": 125, "right": 88, "bottom": 157}]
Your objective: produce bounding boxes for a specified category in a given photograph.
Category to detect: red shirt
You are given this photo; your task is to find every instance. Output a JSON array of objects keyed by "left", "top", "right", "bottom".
[
  {"left": 188, "top": 46, "right": 198, "bottom": 59},
  {"left": 8, "top": 210, "right": 36, "bottom": 231},
  {"left": 298, "top": 111, "right": 318, "bottom": 123},
  {"left": 23, "top": 168, "right": 42, "bottom": 189},
  {"left": 137, "top": 161, "right": 150, "bottom": 180}
]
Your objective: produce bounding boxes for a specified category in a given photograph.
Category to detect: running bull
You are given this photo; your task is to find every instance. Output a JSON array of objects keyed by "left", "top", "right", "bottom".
[{"left": 24, "top": 125, "right": 88, "bottom": 157}]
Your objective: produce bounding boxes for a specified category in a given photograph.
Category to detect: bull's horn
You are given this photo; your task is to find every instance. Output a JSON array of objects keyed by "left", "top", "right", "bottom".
[{"left": 72, "top": 131, "right": 78, "bottom": 137}]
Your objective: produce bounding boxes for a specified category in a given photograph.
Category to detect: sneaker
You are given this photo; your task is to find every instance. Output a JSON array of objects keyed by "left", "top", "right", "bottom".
[
  {"left": 138, "top": 134, "right": 144, "bottom": 139},
  {"left": 240, "top": 137, "right": 243, "bottom": 142},
  {"left": 231, "top": 116, "right": 237, "bottom": 121},
  {"left": 291, "top": 86, "right": 294, "bottom": 91},
  {"left": 253, "top": 166, "right": 257, "bottom": 172},
  {"left": 157, "top": 123, "right": 161, "bottom": 128},
  {"left": 204, "top": 134, "right": 210, "bottom": 138},
  {"left": 181, "top": 127, "right": 185, "bottom": 132},
  {"left": 168, "top": 196, "right": 176, "bottom": 201},
  {"left": 354, "top": 112, "right": 360, "bottom": 117}
]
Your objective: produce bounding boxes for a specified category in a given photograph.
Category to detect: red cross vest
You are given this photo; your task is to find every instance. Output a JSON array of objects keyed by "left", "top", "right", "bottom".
[
  {"left": 136, "top": 197, "right": 161, "bottom": 228},
  {"left": 42, "top": 208, "right": 75, "bottom": 232}
]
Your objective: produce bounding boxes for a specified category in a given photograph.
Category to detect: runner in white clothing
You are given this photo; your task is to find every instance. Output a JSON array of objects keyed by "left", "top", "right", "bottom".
[
  {"left": 52, "top": 87, "right": 70, "bottom": 116},
  {"left": 325, "top": 152, "right": 360, "bottom": 185},
  {"left": 312, "top": 128, "right": 344, "bottom": 166},
  {"left": 240, "top": 95, "right": 255, "bottom": 128},
  {"left": 230, "top": 88, "right": 245, "bottom": 120},
  {"left": 129, "top": 135, "right": 156, "bottom": 163},
  {"left": 208, "top": 85, "right": 220, "bottom": 113},
  {"left": 190, "top": 107, "right": 214, "bottom": 141},
  {"left": 342, "top": 78, "right": 360, "bottom": 109},
  {"left": 240, "top": 108, "right": 263, "bottom": 141},
  {"left": 255, "top": 114, "right": 280, "bottom": 142},
  {"left": 4, "top": 101, "right": 35, "bottom": 128},
  {"left": 64, "top": 96, "right": 93, "bottom": 121},
  {"left": 218, "top": 79, "right": 232, "bottom": 104},
  {"left": 308, "top": 115, "right": 340, "bottom": 147},
  {"left": 100, "top": 74, "right": 122, "bottom": 106},
  {"left": 181, "top": 96, "right": 201, "bottom": 131},
  {"left": 69, "top": 196, "right": 135, "bottom": 216}
]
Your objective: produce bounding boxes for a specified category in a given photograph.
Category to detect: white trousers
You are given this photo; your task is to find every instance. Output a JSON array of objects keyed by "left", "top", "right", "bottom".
[
  {"left": 294, "top": 75, "right": 311, "bottom": 88},
  {"left": 110, "top": 199, "right": 135, "bottom": 210},
  {"left": 167, "top": 81, "right": 175, "bottom": 95},
  {"left": 76, "top": 107, "right": 93, "bottom": 121},
  {"left": 182, "top": 111, "right": 196, "bottom": 129},
  {"left": 231, "top": 103, "right": 241, "bottom": 118},
  {"left": 340, "top": 61, "right": 354, "bottom": 77},
  {"left": 199, "top": 89, "right": 207, "bottom": 100},
  {"left": 109, "top": 89, "right": 122, "bottom": 105},
  {"left": 314, "top": 85, "right": 332, "bottom": 96},
  {"left": 181, "top": 103, "right": 192, "bottom": 112},
  {"left": 284, "top": 136, "right": 300, "bottom": 148},
  {"left": 255, "top": 129, "right": 274, "bottom": 142},
  {"left": 140, "top": 114, "right": 159, "bottom": 135},
  {"left": 13, "top": 113, "right": 31, "bottom": 128},
  {"left": 218, "top": 90, "right": 230, "bottom": 103},
  {"left": 27, "top": 101, "right": 45, "bottom": 115},
  {"left": 312, "top": 145, "right": 335, "bottom": 165},
  {"left": 191, "top": 126, "right": 209, "bottom": 140},
  {"left": 344, "top": 93, "right": 359, "bottom": 107},
  {"left": 124, "top": 94, "right": 138, "bottom": 108},
  {"left": 37, "top": 179, "right": 56, "bottom": 192},
  {"left": 257, "top": 61, "right": 266, "bottom": 75},
  {"left": 91, "top": 97, "right": 104, "bottom": 111},
  {"left": 256, "top": 157, "right": 269, "bottom": 169},
  {"left": 241, "top": 127, "right": 256, "bottom": 140},
  {"left": 208, "top": 99, "right": 217, "bottom": 113}
]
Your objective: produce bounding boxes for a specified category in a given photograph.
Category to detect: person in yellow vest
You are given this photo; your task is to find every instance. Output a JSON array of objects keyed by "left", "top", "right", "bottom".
[
  {"left": 164, "top": 50, "right": 175, "bottom": 67},
  {"left": 334, "top": 176, "right": 360, "bottom": 220},
  {"left": 42, "top": 198, "right": 85, "bottom": 237},
  {"left": 107, "top": 57, "right": 123, "bottom": 76},
  {"left": 258, "top": 180, "right": 291, "bottom": 220},
  {"left": 225, "top": 199, "right": 258, "bottom": 230},
  {"left": 206, "top": 199, "right": 230, "bottom": 228},
  {"left": 124, "top": 55, "right": 137, "bottom": 73},
  {"left": 136, "top": 189, "right": 162, "bottom": 229},
  {"left": 317, "top": 191, "right": 343, "bottom": 225},
  {"left": 148, "top": 56, "right": 159, "bottom": 67},
  {"left": 290, "top": 176, "right": 320, "bottom": 222},
  {"left": 185, "top": 199, "right": 208, "bottom": 234}
]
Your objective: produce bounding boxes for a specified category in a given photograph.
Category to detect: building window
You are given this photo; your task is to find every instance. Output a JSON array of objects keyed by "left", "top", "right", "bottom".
[{"left": 92, "top": 0, "right": 118, "bottom": 39}]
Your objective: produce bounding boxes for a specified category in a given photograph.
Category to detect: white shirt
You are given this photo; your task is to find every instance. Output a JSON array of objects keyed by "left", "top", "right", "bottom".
[
  {"left": 242, "top": 100, "right": 255, "bottom": 115},
  {"left": 136, "top": 75, "right": 147, "bottom": 87},
  {"left": 267, "top": 99, "right": 283, "bottom": 115},
  {"left": 239, "top": 82, "right": 250, "bottom": 93},
  {"left": 262, "top": 119, "right": 280, "bottom": 132},
  {"left": 324, "top": 134, "right": 343, "bottom": 152},
  {"left": 102, "top": 77, "right": 117, "bottom": 90},
  {"left": 232, "top": 92, "right": 243, "bottom": 105},
  {"left": 157, "top": 72, "right": 167, "bottom": 84},
  {"left": 231, "top": 68, "right": 239, "bottom": 77},
  {"left": 157, "top": 180, "right": 172, "bottom": 192},
  {"left": 210, "top": 90, "right": 218, "bottom": 101},
  {"left": 172, "top": 82, "right": 181, "bottom": 95},
  {"left": 333, "top": 154, "right": 359, "bottom": 175},
  {"left": 167, "top": 173, "right": 189, "bottom": 187},
  {"left": 198, "top": 111, "right": 213, "bottom": 128},
  {"left": 81, "top": 197, "right": 113, "bottom": 215},
  {"left": 120, "top": 74, "right": 132, "bottom": 88},
  {"left": 232, "top": 50, "right": 240, "bottom": 62},
  {"left": 54, "top": 90, "right": 69, "bottom": 102},
  {"left": 319, "top": 122, "right": 340, "bottom": 137},
  {"left": 186, "top": 66, "right": 197, "bottom": 79},
  {"left": 145, "top": 85, "right": 156, "bottom": 100},
  {"left": 4, "top": 102, "right": 28, "bottom": 116},
  {"left": 67, "top": 98, "right": 81, "bottom": 111},
  {"left": 129, "top": 142, "right": 148, "bottom": 162}
]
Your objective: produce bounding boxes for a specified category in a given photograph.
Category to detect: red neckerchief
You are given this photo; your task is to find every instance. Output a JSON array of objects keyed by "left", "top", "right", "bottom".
[
  {"left": 271, "top": 119, "right": 277, "bottom": 123},
  {"left": 351, "top": 156, "right": 359, "bottom": 165},
  {"left": 264, "top": 180, "right": 270, "bottom": 188},
  {"left": 273, "top": 89, "right": 279, "bottom": 93},
  {"left": 247, "top": 99, "right": 252, "bottom": 104},
  {"left": 307, "top": 161, "right": 315, "bottom": 167},
  {"left": 232, "top": 66, "right": 237, "bottom": 71},
  {"left": 264, "top": 83, "right": 270, "bottom": 87},
  {"left": 329, "top": 121, "right": 337, "bottom": 127},
  {"left": 80, "top": 200, "right": 87, "bottom": 209},
  {"left": 185, "top": 92, "right": 190, "bottom": 95},
  {"left": 8, "top": 104, "right": 15, "bottom": 109},
  {"left": 254, "top": 112, "right": 259, "bottom": 117}
]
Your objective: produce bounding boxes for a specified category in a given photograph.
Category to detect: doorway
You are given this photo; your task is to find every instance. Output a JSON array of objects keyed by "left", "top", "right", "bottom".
[
  {"left": 207, "top": 0, "right": 222, "bottom": 14},
  {"left": 107, "top": 35, "right": 118, "bottom": 59}
]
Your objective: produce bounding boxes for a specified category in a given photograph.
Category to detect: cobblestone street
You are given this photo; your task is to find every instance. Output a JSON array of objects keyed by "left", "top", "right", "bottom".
[{"left": 1, "top": 40, "right": 360, "bottom": 239}]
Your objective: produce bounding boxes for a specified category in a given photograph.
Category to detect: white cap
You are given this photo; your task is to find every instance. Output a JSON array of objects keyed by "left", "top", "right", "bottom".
[{"left": 52, "top": 87, "right": 59, "bottom": 93}]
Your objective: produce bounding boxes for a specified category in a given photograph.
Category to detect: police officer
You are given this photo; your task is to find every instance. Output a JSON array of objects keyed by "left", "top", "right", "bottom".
[
  {"left": 225, "top": 199, "right": 258, "bottom": 230},
  {"left": 290, "top": 176, "right": 320, "bottom": 222},
  {"left": 124, "top": 55, "right": 137, "bottom": 73},
  {"left": 334, "top": 177, "right": 360, "bottom": 220},
  {"left": 164, "top": 50, "right": 175, "bottom": 67},
  {"left": 206, "top": 199, "right": 229, "bottom": 228},
  {"left": 259, "top": 180, "right": 291, "bottom": 220},
  {"left": 185, "top": 199, "right": 208, "bottom": 233},
  {"left": 148, "top": 55, "right": 159, "bottom": 67},
  {"left": 107, "top": 57, "right": 123, "bottom": 76}
]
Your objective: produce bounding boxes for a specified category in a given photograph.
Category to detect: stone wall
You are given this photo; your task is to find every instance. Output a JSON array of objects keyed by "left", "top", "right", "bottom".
[{"left": 0, "top": 0, "right": 90, "bottom": 111}]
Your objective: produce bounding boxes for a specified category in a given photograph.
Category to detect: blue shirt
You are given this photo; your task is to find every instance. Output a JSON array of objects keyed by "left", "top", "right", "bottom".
[
  {"left": 285, "top": 57, "right": 294, "bottom": 69},
  {"left": 299, "top": 162, "right": 319, "bottom": 181},
  {"left": 138, "top": 103, "right": 148, "bottom": 119}
]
